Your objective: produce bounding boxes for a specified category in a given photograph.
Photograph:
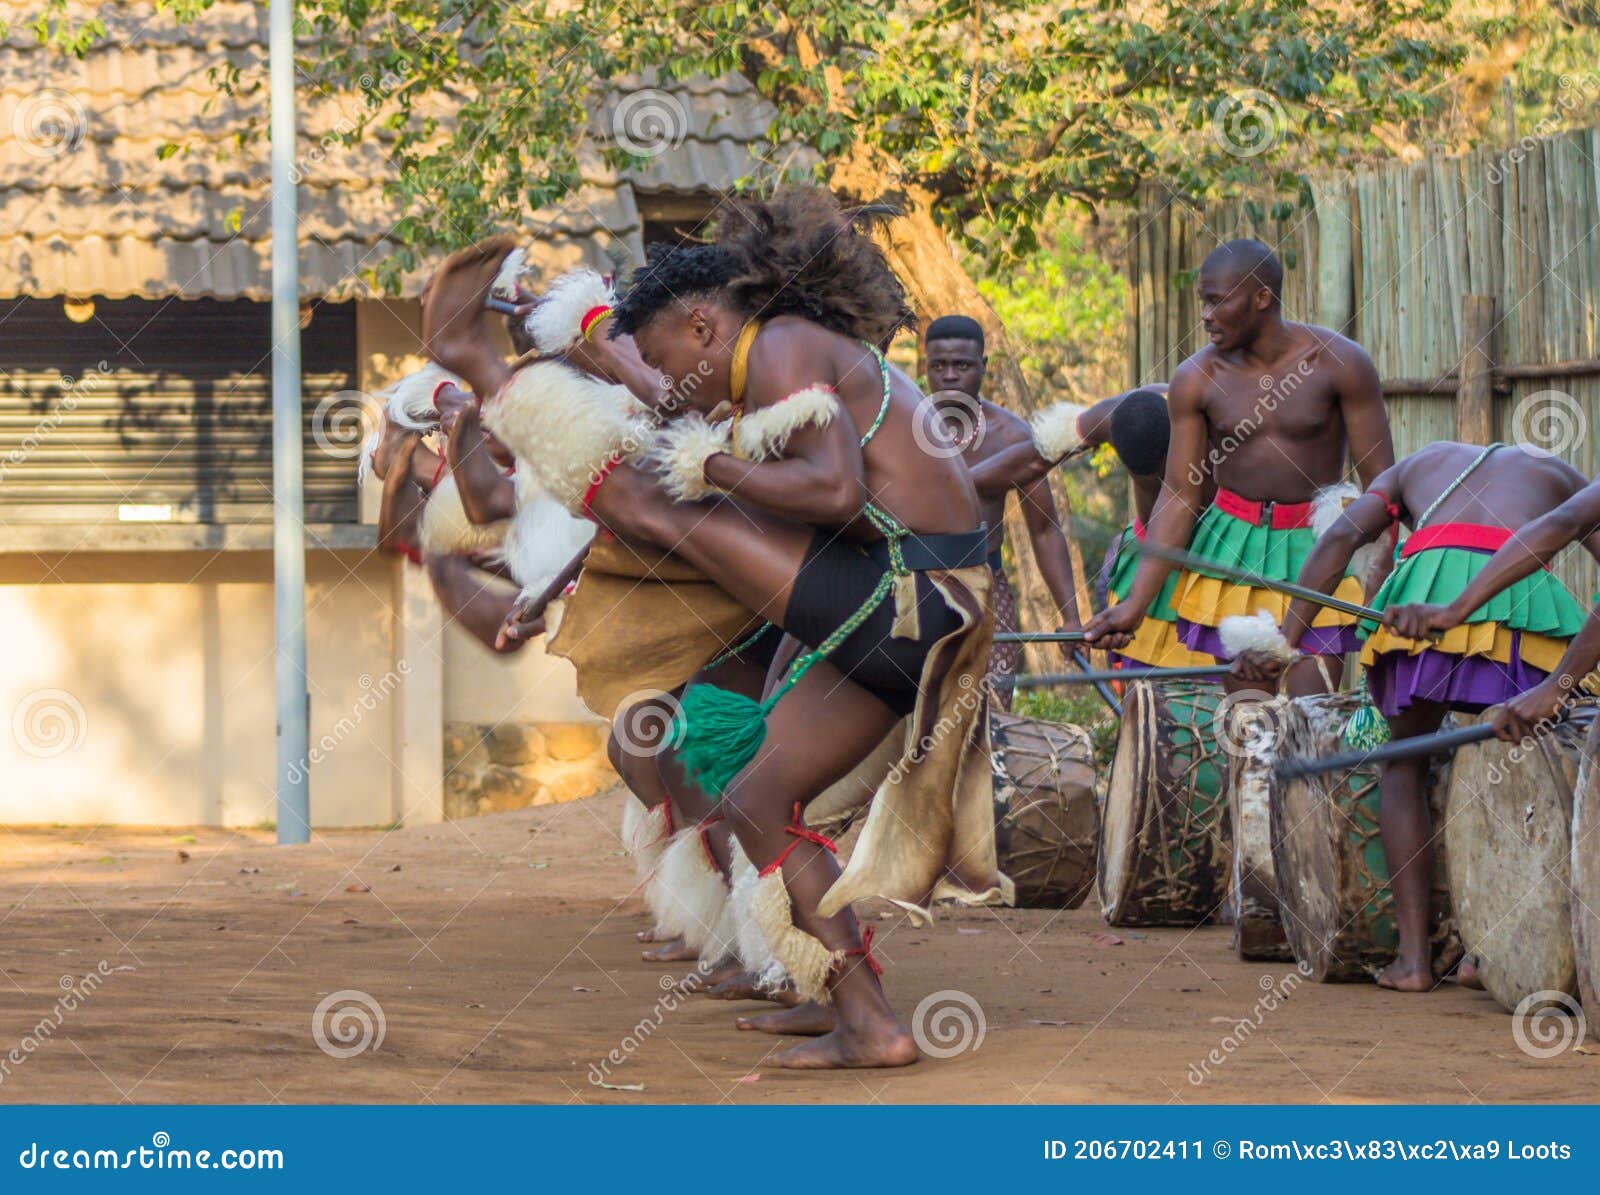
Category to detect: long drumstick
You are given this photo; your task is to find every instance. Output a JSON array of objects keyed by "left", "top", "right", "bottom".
[
  {"left": 1272, "top": 723, "right": 1497, "bottom": 780},
  {"left": 1072, "top": 649, "right": 1123, "bottom": 716},
  {"left": 1133, "top": 539, "right": 1386, "bottom": 623},
  {"left": 1017, "top": 664, "right": 1231, "bottom": 688},
  {"left": 994, "top": 631, "right": 1089, "bottom": 643}
]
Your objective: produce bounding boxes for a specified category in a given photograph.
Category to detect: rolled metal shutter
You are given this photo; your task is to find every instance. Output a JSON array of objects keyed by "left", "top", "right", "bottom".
[{"left": 0, "top": 298, "right": 359, "bottom": 524}]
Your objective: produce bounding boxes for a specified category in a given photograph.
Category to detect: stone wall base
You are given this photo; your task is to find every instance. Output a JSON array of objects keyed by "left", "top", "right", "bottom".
[{"left": 443, "top": 722, "right": 617, "bottom": 819}]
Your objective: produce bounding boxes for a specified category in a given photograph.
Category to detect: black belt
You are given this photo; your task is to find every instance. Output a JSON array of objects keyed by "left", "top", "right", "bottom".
[
  {"left": 863, "top": 524, "right": 991, "bottom": 571},
  {"left": 986, "top": 547, "right": 1004, "bottom": 572}
]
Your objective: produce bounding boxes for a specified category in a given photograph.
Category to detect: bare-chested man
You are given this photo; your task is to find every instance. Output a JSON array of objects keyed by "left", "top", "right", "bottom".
[
  {"left": 923, "top": 314, "right": 1081, "bottom": 706},
  {"left": 428, "top": 190, "right": 1002, "bottom": 1069},
  {"left": 1084, "top": 239, "right": 1394, "bottom": 694},
  {"left": 1232, "top": 441, "right": 1600, "bottom": 990}
]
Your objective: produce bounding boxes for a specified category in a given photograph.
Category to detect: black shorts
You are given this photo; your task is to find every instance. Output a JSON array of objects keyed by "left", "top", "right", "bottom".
[{"left": 781, "top": 529, "right": 982, "bottom": 716}]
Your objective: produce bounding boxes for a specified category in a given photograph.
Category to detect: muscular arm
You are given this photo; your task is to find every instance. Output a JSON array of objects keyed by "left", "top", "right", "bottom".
[
  {"left": 1448, "top": 480, "right": 1600, "bottom": 620},
  {"left": 444, "top": 402, "right": 517, "bottom": 523},
  {"left": 1279, "top": 489, "right": 1395, "bottom": 649},
  {"left": 427, "top": 553, "right": 531, "bottom": 654},
  {"left": 377, "top": 434, "right": 427, "bottom": 553},
  {"left": 1114, "top": 367, "right": 1209, "bottom": 615},
  {"left": 700, "top": 331, "right": 867, "bottom": 525},
  {"left": 1335, "top": 344, "right": 1394, "bottom": 489},
  {"left": 1019, "top": 474, "right": 1082, "bottom": 629},
  {"left": 968, "top": 439, "right": 1053, "bottom": 498}
]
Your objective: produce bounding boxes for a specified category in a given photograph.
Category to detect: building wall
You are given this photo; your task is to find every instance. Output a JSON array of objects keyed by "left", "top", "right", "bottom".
[{"left": 0, "top": 549, "right": 400, "bottom": 827}]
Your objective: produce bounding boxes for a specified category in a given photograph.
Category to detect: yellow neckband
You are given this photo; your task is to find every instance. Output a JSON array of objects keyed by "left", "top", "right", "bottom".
[{"left": 729, "top": 319, "right": 762, "bottom": 408}]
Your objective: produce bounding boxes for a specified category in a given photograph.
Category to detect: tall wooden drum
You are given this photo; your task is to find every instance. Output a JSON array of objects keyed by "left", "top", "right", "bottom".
[
  {"left": 1446, "top": 701, "right": 1596, "bottom": 1014},
  {"left": 989, "top": 712, "right": 1099, "bottom": 908},
  {"left": 1226, "top": 694, "right": 1293, "bottom": 960},
  {"left": 1099, "top": 680, "right": 1232, "bottom": 926},
  {"left": 1573, "top": 713, "right": 1600, "bottom": 1042},
  {"left": 1270, "top": 691, "right": 1457, "bottom": 982}
]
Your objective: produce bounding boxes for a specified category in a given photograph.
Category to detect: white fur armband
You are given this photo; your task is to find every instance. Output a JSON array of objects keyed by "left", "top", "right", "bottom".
[
  {"left": 526, "top": 267, "right": 615, "bottom": 353},
  {"left": 419, "top": 472, "right": 511, "bottom": 557},
  {"left": 731, "top": 385, "right": 840, "bottom": 460},
  {"left": 1219, "top": 609, "right": 1298, "bottom": 663},
  {"left": 490, "top": 246, "right": 528, "bottom": 300},
  {"left": 650, "top": 415, "right": 732, "bottom": 502},
  {"left": 382, "top": 362, "right": 461, "bottom": 432},
  {"left": 1030, "top": 401, "right": 1087, "bottom": 463},
  {"left": 1312, "top": 481, "right": 1380, "bottom": 583}
]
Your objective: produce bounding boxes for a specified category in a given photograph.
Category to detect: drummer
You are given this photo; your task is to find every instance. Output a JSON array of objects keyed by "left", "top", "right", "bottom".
[
  {"left": 1231, "top": 440, "right": 1598, "bottom": 991},
  {"left": 1384, "top": 472, "right": 1600, "bottom": 744}
]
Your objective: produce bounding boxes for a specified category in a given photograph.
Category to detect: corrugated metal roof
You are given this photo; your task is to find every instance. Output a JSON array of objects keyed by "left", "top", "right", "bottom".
[{"left": 0, "top": 1, "right": 804, "bottom": 300}]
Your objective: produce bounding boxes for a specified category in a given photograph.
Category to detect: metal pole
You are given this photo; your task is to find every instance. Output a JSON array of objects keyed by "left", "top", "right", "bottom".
[{"left": 271, "top": 0, "right": 310, "bottom": 845}]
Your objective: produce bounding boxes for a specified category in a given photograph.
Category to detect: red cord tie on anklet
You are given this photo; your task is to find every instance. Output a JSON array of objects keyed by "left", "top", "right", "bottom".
[
  {"left": 697, "top": 812, "right": 726, "bottom": 865},
  {"left": 846, "top": 926, "right": 884, "bottom": 977},
  {"left": 757, "top": 803, "right": 838, "bottom": 877},
  {"left": 431, "top": 453, "right": 448, "bottom": 490}
]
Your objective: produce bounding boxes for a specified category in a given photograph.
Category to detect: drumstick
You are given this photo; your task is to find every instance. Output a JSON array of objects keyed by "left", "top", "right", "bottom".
[
  {"left": 1133, "top": 539, "right": 1388, "bottom": 624},
  {"left": 1016, "top": 664, "right": 1232, "bottom": 688},
  {"left": 486, "top": 297, "right": 522, "bottom": 315},
  {"left": 1272, "top": 723, "right": 1498, "bottom": 780},
  {"left": 1072, "top": 649, "right": 1122, "bottom": 717},
  {"left": 993, "top": 631, "right": 1089, "bottom": 643}
]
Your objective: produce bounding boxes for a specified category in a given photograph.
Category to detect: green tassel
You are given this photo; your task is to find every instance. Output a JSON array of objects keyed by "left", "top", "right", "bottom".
[
  {"left": 1343, "top": 701, "right": 1392, "bottom": 752},
  {"left": 669, "top": 683, "right": 771, "bottom": 797}
]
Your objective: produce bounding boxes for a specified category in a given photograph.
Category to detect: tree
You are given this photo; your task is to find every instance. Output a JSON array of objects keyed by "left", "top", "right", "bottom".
[{"left": 36, "top": 0, "right": 1469, "bottom": 656}]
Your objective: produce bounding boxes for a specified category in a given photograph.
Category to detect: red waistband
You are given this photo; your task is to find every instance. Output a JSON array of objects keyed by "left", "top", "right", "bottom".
[
  {"left": 1132, "top": 517, "right": 1147, "bottom": 542},
  {"left": 1213, "top": 487, "right": 1313, "bottom": 529},
  {"left": 1400, "top": 522, "right": 1523, "bottom": 560}
]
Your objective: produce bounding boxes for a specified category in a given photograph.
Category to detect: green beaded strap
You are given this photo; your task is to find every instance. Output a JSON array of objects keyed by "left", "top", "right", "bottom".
[
  {"left": 857, "top": 343, "right": 892, "bottom": 447},
  {"left": 704, "top": 619, "right": 776, "bottom": 671}
]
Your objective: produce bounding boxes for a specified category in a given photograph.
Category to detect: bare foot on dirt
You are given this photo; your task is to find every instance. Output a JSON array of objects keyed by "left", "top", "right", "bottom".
[
  {"left": 737, "top": 1001, "right": 836, "bottom": 1036},
  {"left": 682, "top": 959, "right": 742, "bottom": 992},
  {"left": 774, "top": 1018, "right": 918, "bottom": 1069},
  {"left": 636, "top": 927, "right": 670, "bottom": 943},
  {"left": 1453, "top": 956, "right": 1483, "bottom": 990},
  {"left": 641, "top": 937, "right": 698, "bottom": 963},
  {"left": 705, "top": 973, "right": 803, "bottom": 1005},
  {"left": 1376, "top": 957, "right": 1433, "bottom": 992}
]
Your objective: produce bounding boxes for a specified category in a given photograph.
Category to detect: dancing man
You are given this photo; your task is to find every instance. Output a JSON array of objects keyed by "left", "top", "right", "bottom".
[
  {"left": 923, "top": 314, "right": 1083, "bottom": 706},
  {"left": 1084, "top": 239, "right": 1394, "bottom": 694},
  {"left": 1232, "top": 440, "right": 1599, "bottom": 990}
]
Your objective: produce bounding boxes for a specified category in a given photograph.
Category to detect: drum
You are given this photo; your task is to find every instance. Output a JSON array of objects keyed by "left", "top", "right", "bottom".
[
  {"left": 1446, "top": 701, "right": 1596, "bottom": 1014},
  {"left": 1573, "top": 713, "right": 1600, "bottom": 1042},
  {"left": 990, "top": 711, "right": 1099, "bottom": 908},
  {"left": 1099, "top": 680, "right": 1232, "bottom": 926},
  {"left": 1226, "top": 694, "right": 1293, "bottom": 961},
  {"left": 1270, "top": 691, "right": 1457, "bottom": 982}
]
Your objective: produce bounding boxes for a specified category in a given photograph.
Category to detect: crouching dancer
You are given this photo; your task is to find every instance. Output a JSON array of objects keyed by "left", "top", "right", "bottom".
[{"left": 427, "top": 190, "right": 1008, "bottom": 1068}]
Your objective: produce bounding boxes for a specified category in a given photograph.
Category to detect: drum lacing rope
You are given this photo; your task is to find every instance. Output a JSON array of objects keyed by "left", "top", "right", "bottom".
[{"left": 756, "top": 803, "right": 838, "bottom": 878}]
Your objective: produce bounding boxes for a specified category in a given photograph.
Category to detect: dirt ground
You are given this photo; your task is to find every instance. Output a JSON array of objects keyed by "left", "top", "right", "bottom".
[{"left": 0, "top": 786, "right": 1592, "bottom": 1104}]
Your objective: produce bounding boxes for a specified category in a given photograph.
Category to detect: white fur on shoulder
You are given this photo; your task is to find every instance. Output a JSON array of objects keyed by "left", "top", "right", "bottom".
[
  {"left": 644, "top": 827, "right": 728, "bottom": 955},
  {"left": 383, "top": 362, "right": 459, "bottom": 432},
  {"left": 1029, "top": 401, "right": 1086, "bottom": 463},
  {"left": 1219, "top": 609, "right": 1297, "bottom": 663},
  {"left": 1312, "top": 481, "right": 1379, "bottom": 584},
  {"left": 481, "top": 359, "right": 656, "bottom": 512},
  {"left": 731, "top": 385, "right": 840, "bottom": 460},
  {"left": 526, "top": 268, "right": 615, "bottom": 353},
  {"left": 501, "top": 468, "right": 596, "bottom": 593},
  {"left": 490, "top": 246, "right": 528, "bottom": 300},
  {"left": 650, "top": 415, "right": 731, "bottom": 502},
  {"left": 419, "top": 472, "right": 511, "bottom": 557}
]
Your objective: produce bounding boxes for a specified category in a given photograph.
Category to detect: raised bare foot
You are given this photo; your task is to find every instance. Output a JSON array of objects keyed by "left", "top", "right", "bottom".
[
  {"left": 706, "top": 974, "right": 804, "bottom": 1005},
  {"left": 1376, "top": 957, "right": 1433, "bottom": 992},
  {"left": 774, "top": 1019, "right": 919, "bottom": 1069},
  {"left": 683, "top": 958, "right": 743, "bottom": 992},
  {"left": 641, "top": 937, "right": 698, "bottom": 963},
  {"left": 1454, "top": 955, "right": 1483, "bottom": 990},
  {"left": 736, "top": 1001, "right": 837, "bottom": 1036},
  {"left": 371, "top": 416, "right": 418, "bottom": 482}
]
